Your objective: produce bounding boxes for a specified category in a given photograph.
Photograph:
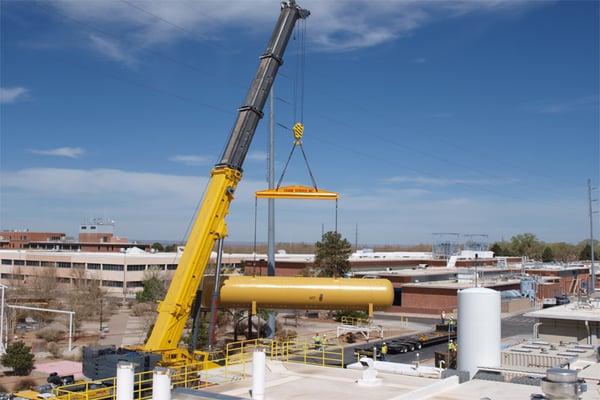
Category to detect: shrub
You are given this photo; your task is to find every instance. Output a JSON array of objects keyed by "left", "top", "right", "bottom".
[
  {"left": 35, "top": 329, "right": 65, "bottom": 342},
  {"left": 1, "top": 341, "right": 35, "bottom": 376},
  {"left": 15, "top": 378, "right": 37, "bottom": 391},
  {"left": 131, "top": 302, "right": 154, "bottom": 317},
  {"left": 333, "top": 310, "right": 368, "bottom": 323},
  {"left": 47, "top": 342, "right": 62, "bottom": 358}
]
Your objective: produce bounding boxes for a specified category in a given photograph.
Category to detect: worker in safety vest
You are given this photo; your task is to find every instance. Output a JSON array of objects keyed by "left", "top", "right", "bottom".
[
  {"left": 448, "top": 339, "right": 457, "bottom": 353},
  {"left": 441, "top": 310, "right": 447, "bottom": 324},
  {"left": 312, "top": 333, "right": 322, "bottom": 350},
  {"left": 380, "top": 342, "right": 388, "bottom": 360}
]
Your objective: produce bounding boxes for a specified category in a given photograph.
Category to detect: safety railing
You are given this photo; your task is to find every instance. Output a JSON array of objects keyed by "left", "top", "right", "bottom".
[
  {"left": 340, "top": 315, "right": 370, "bottom": 326},
  {"left": 51, "top": 338, "right": 343, "bottom": 399}
]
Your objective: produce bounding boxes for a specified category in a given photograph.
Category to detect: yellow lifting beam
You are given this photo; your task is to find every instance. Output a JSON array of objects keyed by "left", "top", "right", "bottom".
[{"left": 255, "top": 184, "right": 339, "bottom": 200}]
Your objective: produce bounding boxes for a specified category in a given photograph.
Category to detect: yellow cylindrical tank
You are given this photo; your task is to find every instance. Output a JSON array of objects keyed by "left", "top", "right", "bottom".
[{"left": 217, "top": 276, "right": 393, "bottom": 312}]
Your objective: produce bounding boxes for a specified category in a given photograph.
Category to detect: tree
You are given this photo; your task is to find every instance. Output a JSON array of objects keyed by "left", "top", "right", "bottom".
[
  {"left": 151, "top": 242, "right": 164, "bottom": 252},
  {"left": 510, "top": 233, "right": 544, "bottom": 260},
  {"left": 549, "top": 242, "right": 579, "bottom": 262},
  {"left": 314, "top": 231, "right": 352, "bottom": 277},
  {"left": 579, "top": 243, "right": 600, "bottom": 261},
  {"left": 490, "top": 242, "right": 511, "bottom": 257},
  {"left": 542, "top": 247, "right": 554, "bottom": 262},
  {"left": 164, "top": 244, "right": 179, "bottom": 252},
  {"left": 136, "top": 269, "right": 166, "bottom": 303},
  {"left": 2, "top": 341, "right": 34, "bottom": 376}
]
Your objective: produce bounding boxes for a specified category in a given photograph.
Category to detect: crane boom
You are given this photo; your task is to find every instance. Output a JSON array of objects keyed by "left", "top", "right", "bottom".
[{"left": 143, "top": 1, "right": 309, "bottom": 361}]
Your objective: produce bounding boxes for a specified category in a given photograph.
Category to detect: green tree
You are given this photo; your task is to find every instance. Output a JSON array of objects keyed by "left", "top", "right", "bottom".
[
  {"left": 314, "top": 231, "right": 352, "bottom": 277},
  {"left": 549, "top": 242, "right": 578, "bottom": 262},
  {"left": 1, "top": 341, "right": 34, "bottom": 376},
  {"left": 151, "top": 242, "right": 164, "bottom": 252},
  {"left": 164, "top": 244, "right": 179, "bottom": 252},
  {"left": 136, "top": 270, "right": 166, "bottom": 303},
  {"left": 541, "top": 246, "right": 554, "bottom": 262},
  {"left": 510, "top": 233, "right": 544, "bottom": 260},
  {"left": 579, "top": 243, "right": 600, "bottom": 261},
  {"left": 490, "top": 242, "right": 512, "bottom": 257}
]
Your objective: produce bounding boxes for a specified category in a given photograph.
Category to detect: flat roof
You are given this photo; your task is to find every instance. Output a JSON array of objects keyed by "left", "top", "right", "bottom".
[
  {"left": 525, "top": 303, "right": 600, "bottom": 322},
  {"left": 402, "top": 279, "right": 521, "bottom": 290},
  {"left": 420, "top": 378, "right": 598, "bottom": 400},
  {"left": 356, "top": 266, "right": 523, "bottom": 277},
  {"left": 201, "top": 361, "right": 441, "bottom": 400}
]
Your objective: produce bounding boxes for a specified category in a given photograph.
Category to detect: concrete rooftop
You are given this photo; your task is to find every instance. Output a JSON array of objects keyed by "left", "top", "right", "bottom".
[{"left": 525, "top": 303, "right": 600, "bottom": 322}]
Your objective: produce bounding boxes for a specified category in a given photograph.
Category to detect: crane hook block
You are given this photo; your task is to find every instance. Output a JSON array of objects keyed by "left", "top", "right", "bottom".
[{"left": 293, "top": 122, "right": 304, "bottom": 143}]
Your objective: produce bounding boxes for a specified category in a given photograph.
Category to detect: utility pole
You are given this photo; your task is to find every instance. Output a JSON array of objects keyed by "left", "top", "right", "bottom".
[
  {"left": 266, "top": 87, "right": 276, "bottom": 337},
  {"left": 588, "top": 179, "right": 597, "bottom": 292},
  {"left": 321, "top": 223, "right": 324, "bottom": 238}
]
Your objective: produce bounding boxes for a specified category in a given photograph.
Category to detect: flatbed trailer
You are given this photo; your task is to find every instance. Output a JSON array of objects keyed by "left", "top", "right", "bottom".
[{"left": 415, "top": 331, "right": 457, "bottom": 347}]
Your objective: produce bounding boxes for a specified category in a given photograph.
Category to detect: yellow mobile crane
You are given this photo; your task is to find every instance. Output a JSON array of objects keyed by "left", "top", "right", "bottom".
[{"left": 141, "top": 0, "right": 309, "bottom": 366}]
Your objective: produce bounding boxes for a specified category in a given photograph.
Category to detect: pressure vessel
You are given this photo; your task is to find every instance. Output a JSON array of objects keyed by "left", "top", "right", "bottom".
[{"left": 217, "top": 275, "right": 394, "bottom": 311}]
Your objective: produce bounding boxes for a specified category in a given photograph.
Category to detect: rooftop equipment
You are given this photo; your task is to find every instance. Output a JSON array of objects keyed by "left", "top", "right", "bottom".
[{"left": 457, "top": 287, "right": 501, "bottom": 379}]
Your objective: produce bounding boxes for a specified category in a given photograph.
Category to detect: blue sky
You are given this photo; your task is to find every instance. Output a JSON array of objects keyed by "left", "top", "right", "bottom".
[{"left": 1, "top": 0, "right": 598, "bottom": 245}]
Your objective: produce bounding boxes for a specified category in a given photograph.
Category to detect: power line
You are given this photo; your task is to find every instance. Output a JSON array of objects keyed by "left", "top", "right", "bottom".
[
  {"left": 311, "top": 135, "right": 575, "bottom": 210},
  {"left": 33, "top": 1, "right": 588, "bottom": 200},
  {"left": 120, "top": 0, "right": 214, "bottom": 43}
]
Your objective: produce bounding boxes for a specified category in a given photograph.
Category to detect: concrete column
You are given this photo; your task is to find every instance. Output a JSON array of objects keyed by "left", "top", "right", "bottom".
[
  {"left": 116, "top": 362, "right": 134, "bottom": 400},
  {"left": 152, "top": 367, "right": 171, "bottom": 400},
  {"left": 252, "top": 350, "right": 266, "bottom": 400}
]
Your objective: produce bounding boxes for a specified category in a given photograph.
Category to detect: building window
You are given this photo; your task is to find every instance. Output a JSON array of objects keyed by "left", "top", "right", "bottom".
[
  {"left": 87, "top": 263, "right": 101, "bottom": 270},
  {"left": 73, "top": 263, "right": 85, "bottom": 269},
  {"left": 102, "top": 280, "right": 123, "bottom": 288},
  {"left": 57, "top": 277, "right": 71, "bottom": 283},
  {"left": 393, "top": 288, "right": 402, "bottom": 306},
  {"left": 127, "top": 264, "right": 146, "bottom": 271},
  {"left": 167, "top": 264, "right": 178, "bottom": 270},
  {"left": 103, "top": 264, "right": 124, "bottom": 271},
  {"left": 26, "top": 260, "right": 40, "bottom": 266},
  {"left": 126, "top": 281, "right": 143, "bottom": 288},
  {"left": 148, "top": 264, "right": 165, "bottom": 271},
  {"left": 57, "top": 262, "right": 71, "bottom": 268},
  {"left": 13, "top": 260, "right": 24, "bottom": 266},
  {"left": 1, "top": 259, "right": 12, "bottom": 265},
  {"left": 41, "top": 261, "right": 57, "bottom": 267}
]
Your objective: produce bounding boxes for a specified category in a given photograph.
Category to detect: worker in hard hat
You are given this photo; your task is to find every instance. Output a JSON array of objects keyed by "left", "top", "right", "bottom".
[
  {"left": 448, "top": 339, "right": 457, "bottom": 353},
  {"left": 380, "top": 342, "right": 388, "bottom": 360},
  {"left": 312, "top": 333, "right": 322, "bottom": 350}
]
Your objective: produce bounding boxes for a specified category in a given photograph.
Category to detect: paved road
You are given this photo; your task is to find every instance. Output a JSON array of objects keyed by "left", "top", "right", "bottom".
[{"left": 344, "top": 315, "right": 536, "bottom": 366}]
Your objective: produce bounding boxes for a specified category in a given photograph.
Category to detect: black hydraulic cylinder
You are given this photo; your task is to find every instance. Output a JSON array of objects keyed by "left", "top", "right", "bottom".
[{"left": 217, "top": 1, "right": 309, "bottom": 171}]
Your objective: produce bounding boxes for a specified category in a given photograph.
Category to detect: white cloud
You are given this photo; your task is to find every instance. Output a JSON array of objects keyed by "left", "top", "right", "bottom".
[
  {"left": 0, "top": 87, "right": 29, "bottom": 104},
  {"left": 29, "top": 147, "right": 85, "bottom": 158},
  {"left": 246, "top": 151, "right": 267, "bottom": 162},
  {"left": 88, "top": 34, "right": 137, "bottom": 66},
  {"left": 0, "top": 168, "right": 585, "bottom": 243},
  {"left": 522, "top": 96, "right": 599, "bottom": 114},
  {"left": 0, "top": 168, "right": 267, "bottom": 240},
  {"left": 45, "top": 0, "right": 534, "bottom": 62},
  {"left": 383, "top": 175, "right": 517, "bottom": 186},
  {"left": 170, "top": 155, "right": 211, "bottom": 166}
]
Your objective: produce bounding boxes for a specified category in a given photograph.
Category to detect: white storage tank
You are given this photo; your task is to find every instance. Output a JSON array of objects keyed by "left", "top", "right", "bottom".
[{"left": 457, "top": 287, "right": 501, "bottom": 378}]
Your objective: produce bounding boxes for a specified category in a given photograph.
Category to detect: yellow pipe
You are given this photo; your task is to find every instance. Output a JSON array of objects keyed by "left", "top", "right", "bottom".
[{"left": 215, "top": 276, "right": 393, "bottom": 312}]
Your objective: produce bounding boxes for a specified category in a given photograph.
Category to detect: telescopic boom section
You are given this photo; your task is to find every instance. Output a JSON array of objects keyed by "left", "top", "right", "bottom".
[{"left": 143, "top": 1, "right": 309, "bottom": 355}]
